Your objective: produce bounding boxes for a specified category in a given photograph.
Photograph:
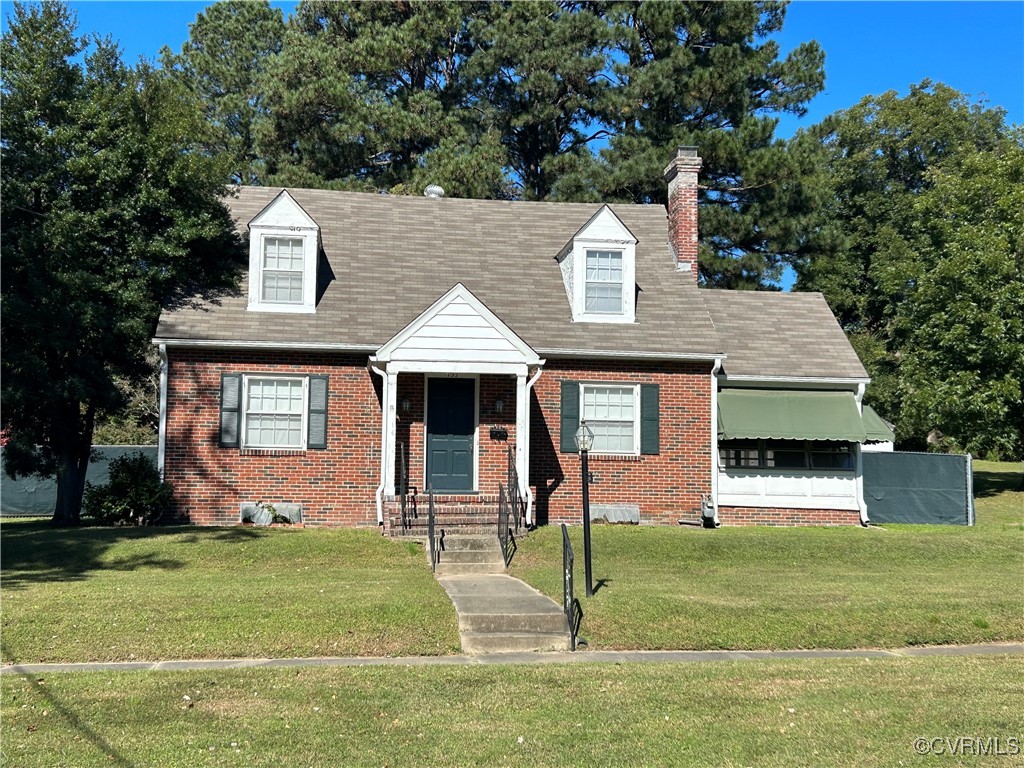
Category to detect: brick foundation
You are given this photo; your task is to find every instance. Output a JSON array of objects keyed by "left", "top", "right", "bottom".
[{"left": 717, "top": 506, "right": 862, "bottom": 527}]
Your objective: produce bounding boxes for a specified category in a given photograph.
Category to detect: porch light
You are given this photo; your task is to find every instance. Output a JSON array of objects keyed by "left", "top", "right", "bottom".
[
  {"left": 574, "top": 420, "right": 595, "bottom": 453},
  {"left": 493, "top": 398, "right": 504, "bottom": 415},
  {"left": 401, "top": 398, "right": 411, "bottom": 414}
]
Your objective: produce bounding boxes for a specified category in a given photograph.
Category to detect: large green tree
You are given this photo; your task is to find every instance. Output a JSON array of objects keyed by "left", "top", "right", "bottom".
[
  {"left": 248, "top": 0, "right": 823, "bottom": 281},
  {"left": 897, "top": 138, "right": 1024, "bottom": 458},
  {"left": 574, "top": 1, "right": 825, "bottom": 286},
  {"left": 260, "top": 0, "right": 510, "bottom": 197},
  {"left": 1, "top": 2, "right": 243, "bottom": 525},
  {"left": 160, "top": 0, "right": 285, "bottom": 185},
  {"left": 796, "top": 82, "right": 1017, "bottom": 456}
]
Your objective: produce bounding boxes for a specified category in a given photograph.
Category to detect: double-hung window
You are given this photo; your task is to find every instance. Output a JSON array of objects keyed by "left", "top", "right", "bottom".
[
  {"left": 261, "top": 237, "right": 305, "bottom": 304},
  {"left": 243, "top": 377, "right": 306, "bottom": 449},
  {"left": 582, "top": 383, "right": 639, "bottom": 455},
  {"left": 585, "top": 250, "right": 624, "bottom": 314}
]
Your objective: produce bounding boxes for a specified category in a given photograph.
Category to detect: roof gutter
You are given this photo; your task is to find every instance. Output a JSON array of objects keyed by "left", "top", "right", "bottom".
[
  {"left": 152, "top": 338, "right": 378, "bottom": 353},
  {"left": 536, "top": 347, "right": 726, "bottom": 362},
  {"left": 722, "top": 374, "right": 870, "bottom": 386}
]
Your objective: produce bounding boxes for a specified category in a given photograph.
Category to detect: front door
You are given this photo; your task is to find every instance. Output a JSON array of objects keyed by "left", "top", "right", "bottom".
[{"left": 426, "top": 377, "right": 476, "bottom": 491}]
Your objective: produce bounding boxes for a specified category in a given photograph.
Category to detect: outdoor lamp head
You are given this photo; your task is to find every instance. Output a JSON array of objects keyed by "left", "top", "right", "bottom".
[{"left": 574, "top": 420, "right": 595, "bottom": 453}]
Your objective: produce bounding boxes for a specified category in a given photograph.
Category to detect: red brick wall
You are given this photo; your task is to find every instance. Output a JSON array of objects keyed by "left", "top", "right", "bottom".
[
  {"left": 718, "top": 506, "right": 862, "bottom": 527},
  {"left": 164, "top": 349, "right": 382, "bottom": 527},
  {"left": 529, "top": 359, "right": 713, "bottom": 526},
  {"left": 165, "top": 351, "right": 858, "bottom": 528}
]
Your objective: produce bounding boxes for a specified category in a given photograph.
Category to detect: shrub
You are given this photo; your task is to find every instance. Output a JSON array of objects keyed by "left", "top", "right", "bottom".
[{"left": 83, "top": 453, "right": 173, "bottom": 526}]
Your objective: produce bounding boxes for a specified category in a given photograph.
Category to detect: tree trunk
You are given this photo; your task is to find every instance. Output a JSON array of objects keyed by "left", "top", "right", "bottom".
[
  {"left": 52, "top": 450, "right": 89, "bottom": 526},
  {"left": 50, "top": 403, "right": 96, "bottom": 527}
]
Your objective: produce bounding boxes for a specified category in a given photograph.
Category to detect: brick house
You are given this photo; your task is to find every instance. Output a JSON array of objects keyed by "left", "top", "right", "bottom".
[{"left": 154, "top": 147, "right": 889, "bottom": 531}]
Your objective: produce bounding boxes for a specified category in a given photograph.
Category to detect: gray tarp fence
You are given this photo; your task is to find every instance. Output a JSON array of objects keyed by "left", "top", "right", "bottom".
[
  {"left": 863, "top": 451, "right": 974, "bottom": 525},
  {"left": 0, "top": 446, "right": 158, "bottom": 517}
]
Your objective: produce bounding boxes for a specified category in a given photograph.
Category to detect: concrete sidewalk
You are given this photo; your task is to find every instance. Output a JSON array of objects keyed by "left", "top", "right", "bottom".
[
  {"left": 437, "top": 573, "right": 570, "bottom": 653},
  {"left": 3, "top": 642, "right": 1020, "bottom": 676}
]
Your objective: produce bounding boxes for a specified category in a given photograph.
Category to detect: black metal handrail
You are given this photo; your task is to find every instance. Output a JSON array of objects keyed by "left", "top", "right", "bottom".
[
  {"left": 506, "top": 445, "right": 522, "bottom": 535},
  {"left": 561, "top": 523, "right": 577, "bottom": 651},
  {"left": 398, "top": 442, "right": 418, "bottom": 531},
  {"left": 427, "top": 488, "right": 437, "bottom": 572},
  {"left": 497, "top": 482, "right": 514, "bottom": 567},
  {"left": 399, "top": 443, "right": 408, "bottom": 530}
]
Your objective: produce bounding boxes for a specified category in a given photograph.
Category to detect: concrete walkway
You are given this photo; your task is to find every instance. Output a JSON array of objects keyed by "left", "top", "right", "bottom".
[
  {"left": 437, "top": 573, "right": 570, "bottom": 653},
  {"left": 3, "top": 643, "right": 1019, "bottom": 676}
]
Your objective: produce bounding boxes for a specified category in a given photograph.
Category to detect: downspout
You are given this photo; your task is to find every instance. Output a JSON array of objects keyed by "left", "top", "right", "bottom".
[
  {"left": 523, "top": 363, "right": 544, "bottom": 527},
  {"left": 157, "top": 344, "right": 168, "bottom": 480},
  {"left": 708, "top": 357, "right": 723, "bottom": 527},
  {"left": 368, "top": 360, "right": 389, "bottom": 527},
  {"left": 854, "top": 382, "right": 870, "bottom": 526}
]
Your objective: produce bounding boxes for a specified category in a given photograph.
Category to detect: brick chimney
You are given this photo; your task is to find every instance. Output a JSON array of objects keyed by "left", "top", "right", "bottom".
[{"left": 663, "top": 146, "right": 702, "bottom": 282}]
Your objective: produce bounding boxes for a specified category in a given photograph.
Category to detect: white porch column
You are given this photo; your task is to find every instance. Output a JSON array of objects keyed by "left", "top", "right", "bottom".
[
  {"left": 515, "top": 372, "right": 528, "bottom": 503},
  {"left": 384, "top": 371, "right": 398, "bottom": 497}
]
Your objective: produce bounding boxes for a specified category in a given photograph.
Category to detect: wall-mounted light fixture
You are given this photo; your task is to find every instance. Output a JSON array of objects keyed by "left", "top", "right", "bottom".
[
  {"left": 493, "top": 398, "right": 505, "bottom": 415},
  {"left": 401, "top": 398, "right": 411, "bottom": 414}
]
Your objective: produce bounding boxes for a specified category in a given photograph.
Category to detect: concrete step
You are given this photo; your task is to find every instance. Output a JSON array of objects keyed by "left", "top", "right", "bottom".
[
  {"left": 461, "top": 631, "right": 570, "bottom": 654},
  {"left": 439, "top": 535, "right": 502, "bottom": 552},
  {"left": 434, "top": 562, "right": 506, "bottom": 576},
  {"left": 459, "top": 611, "right": 569, "bottom": 634},
  {"left": 437, "top": 548, "right": 502, "bottom": 565}
]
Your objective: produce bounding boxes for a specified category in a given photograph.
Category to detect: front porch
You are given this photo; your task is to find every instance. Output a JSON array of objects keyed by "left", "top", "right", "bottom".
[{"left": 369, "top": 284, "right": 544, "bottom": 533}]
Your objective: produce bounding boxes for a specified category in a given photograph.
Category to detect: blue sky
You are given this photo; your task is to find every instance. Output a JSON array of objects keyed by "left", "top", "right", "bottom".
[{"left": 4, "top": 0, "right": 1019, "bottom": 136}]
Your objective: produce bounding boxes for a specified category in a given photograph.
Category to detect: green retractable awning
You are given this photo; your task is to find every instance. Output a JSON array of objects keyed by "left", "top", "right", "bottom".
[
  {"left": 718, "top": 389, "right": 868, "bottom": 442},
  {"left": 862, "top": 404, "right": 896, "bottom": 442}
]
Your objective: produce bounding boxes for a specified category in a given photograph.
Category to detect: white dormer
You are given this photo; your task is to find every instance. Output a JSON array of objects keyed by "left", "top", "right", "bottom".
[
  {"left": 559, "top": 205, "right": 638, "bottom": 324},
  {"left": 247, "top": 190, "right": 320, "bottom": 314}
]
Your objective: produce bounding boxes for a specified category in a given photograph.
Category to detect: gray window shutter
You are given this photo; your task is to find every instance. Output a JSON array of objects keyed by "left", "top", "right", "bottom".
[
  {"left": 640, "top": 383, "right": 660, "bottom": 455},
  {"left": 220, "top": 374, "right": 242, "bottom": 448},
  {"left": 560, "top": 381, "right": 580, "bottom": 453},
  {"left": 307, "top": 375, "right": 329, "bottom": 450}
]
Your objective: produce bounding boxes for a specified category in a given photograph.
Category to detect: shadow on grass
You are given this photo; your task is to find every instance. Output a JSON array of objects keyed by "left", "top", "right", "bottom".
[
  {"left": 1, "top": 639, "right": 136, "bottom": 767},
  {"left": 0, "top": 520, "right": 261, "bottom": 591},
  {"left": 973, "top": 464, "right": 1024, "bottom": 498}
]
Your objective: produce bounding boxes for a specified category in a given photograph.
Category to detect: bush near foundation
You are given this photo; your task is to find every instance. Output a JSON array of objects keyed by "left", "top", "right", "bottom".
[{"left": 83, "top": 453, "right": 173, "bottom": 526}]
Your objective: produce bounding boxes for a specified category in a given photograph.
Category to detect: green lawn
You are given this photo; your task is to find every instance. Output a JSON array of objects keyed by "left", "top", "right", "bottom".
[
  {"left": 511, "top": 461, "right": 1024, "bottom": 651},
  {"left": 1, "top": 524, "right": 459, "bottom": 664},
  {"left": 3, "top": 655, "right": 1021, "bottom": 767}
]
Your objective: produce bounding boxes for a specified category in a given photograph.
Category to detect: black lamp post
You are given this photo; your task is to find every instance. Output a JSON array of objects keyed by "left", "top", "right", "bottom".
[{"left": 574, "top": 419, "right": 595, "bottom": 597}]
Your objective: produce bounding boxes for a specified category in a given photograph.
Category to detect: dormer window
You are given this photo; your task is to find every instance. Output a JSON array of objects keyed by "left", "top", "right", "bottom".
[
  {"left": 247, "top": 190, "right": 320, "bottom": 314},
  {"left": 559, "top": 206, "right": 637, "bottom": 324},
  {"left": 585, "top": 249, "right": 624, "bottom": 314},
  {"left": 262, "top": 237, "right": 305, "bottom": 304}
]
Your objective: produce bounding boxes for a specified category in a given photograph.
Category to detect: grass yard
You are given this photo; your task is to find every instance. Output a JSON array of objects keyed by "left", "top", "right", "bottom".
[
  {"left": 2, "top": 655, "right": 1021, "bottom": 767},
  {"left": 1, "top": 524, "right": 459, "bottom": 664},
  {"left": 511, "top": 461, "right": 1024, "bottom": 651}
]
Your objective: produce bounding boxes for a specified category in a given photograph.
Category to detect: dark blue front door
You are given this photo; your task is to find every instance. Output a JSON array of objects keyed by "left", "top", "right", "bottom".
[{"left": 427, "top": 378, "right": 475, "bottom": 491}]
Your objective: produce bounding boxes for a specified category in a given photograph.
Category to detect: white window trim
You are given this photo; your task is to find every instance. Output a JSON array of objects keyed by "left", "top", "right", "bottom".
[
  {"left": 247, "top": 228, "right": 319, "bottom": 314},
  {"left": 572, "top": 238, "right": 636, "bottom": 323},
  {"left": 580, "top": 382, "right": 641, "bottom": 456},
  {"left": 241, "top": 374, "right": 308, "bottom": 450}
]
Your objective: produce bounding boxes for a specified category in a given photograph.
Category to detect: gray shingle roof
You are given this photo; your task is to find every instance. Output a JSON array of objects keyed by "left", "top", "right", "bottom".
[
  {"left": 701, "top": 290, "right": 868, "bottom": 379},
  {"left": 155, "top": 186, "right": 866, "bottom": 379}
]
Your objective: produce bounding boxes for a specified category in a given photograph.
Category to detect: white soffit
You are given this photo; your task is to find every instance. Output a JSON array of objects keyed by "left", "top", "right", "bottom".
[{"left": 376, "top": 283, "right": 541, "bottom": 365}]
